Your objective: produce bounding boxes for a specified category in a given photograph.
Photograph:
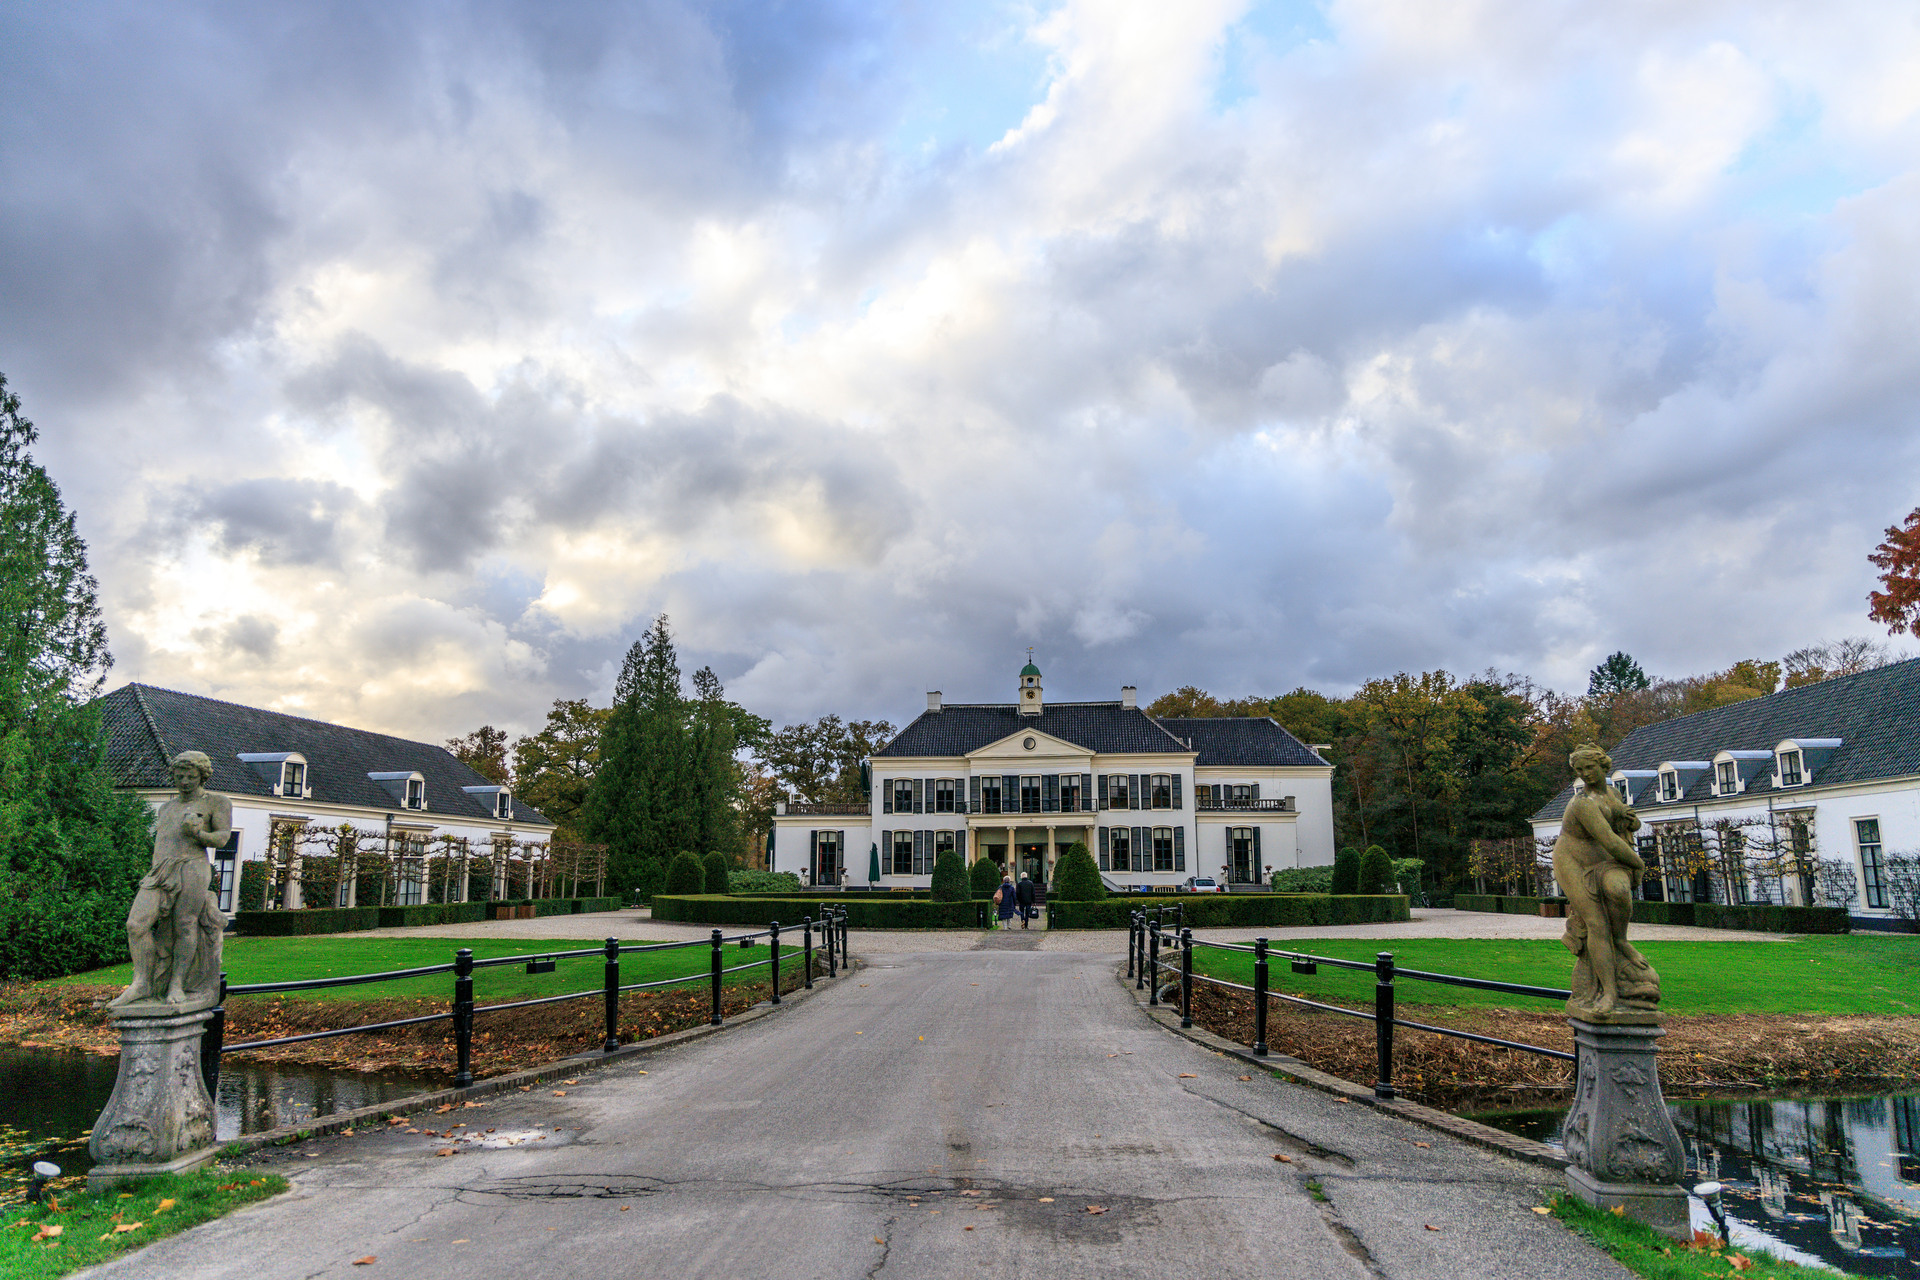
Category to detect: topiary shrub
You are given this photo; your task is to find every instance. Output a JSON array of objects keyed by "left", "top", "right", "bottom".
[
  {"left": 1331, "top": 847, "right": 1361, "bottom": 895},
  {"left": 703, "top": 851, "right": 732, "bottom": 895},
  {"left": 729, "top": 868, "right": 803, "bottom": 894},
  {"left": 1358, "top": 846, "right": 1392, "bottom": 895},
  {"left": 665, "top": 851, "right": 706, "bottom": 896},
  {"left": 969, "top": 856, "right": 1003, "bottom": 899},
  {"left": 1050, "top": 842, "right": 1105, "bottom": 901},
  {"left": 1269, "top": 866, "right": 1333, "bottom": 893},
  {"left": 239, "top": 859, "right": 268, "bottom": 912},
  {"left": 930, "top": 848, "right": 969, "bottom": 900}
]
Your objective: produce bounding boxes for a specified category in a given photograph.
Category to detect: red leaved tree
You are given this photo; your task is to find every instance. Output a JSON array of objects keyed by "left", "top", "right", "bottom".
[{"left": 1869, "top": 507, "right": 1920, "bottom": 638}]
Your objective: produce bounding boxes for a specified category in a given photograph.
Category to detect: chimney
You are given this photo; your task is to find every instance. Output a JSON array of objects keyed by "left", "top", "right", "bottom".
[
  {"left": 1121, "top": 685, "right": 1137, "bottom": 709},
  {"left": 927, "top": 691, "right": 943, "bottom": 712}
]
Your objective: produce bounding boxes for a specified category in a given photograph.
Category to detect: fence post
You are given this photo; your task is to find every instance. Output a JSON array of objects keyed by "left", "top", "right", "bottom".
[
  {"left": 1125, "top": 912, "right": 1136, "bottom": 979},
  {"left": 200, "top": 971, "right": 227, "bottom": 1100},
  {"left": 602, "top": 937, "right": 620, "bottom": 1052},
  {"left": 826, "top": 910, "right": 839, "bottom": 977},
  {"left": 769, "top": 921, "right": 782, "bottom": 1004},
  {"left": 840, "top": 910, "right": 849, "bottom": 970},
  {"left": 1148, "top": 918, "right": 1161, "bottom": 1006},
  {"left": 453, "top": 947, "right": 475, "bottom": 1088},
  {"left": 709, "top": 929, "right": 725, "bottom": 1025},
  {"left": 802, "top": 916, "right": 814, "bottom": 989},
  {"left": 1252, "top": 938, "right": 1269, "bottom": 1057},
  {"left": 1373, "top": 951, "right": 1396, "bottom": 1099},
  {"left": 1135, "top": 913, "right": 1146, "bottom": 990},
  {"left": 1179, "top": 927, "right": 1194, "bottom": 1029}
]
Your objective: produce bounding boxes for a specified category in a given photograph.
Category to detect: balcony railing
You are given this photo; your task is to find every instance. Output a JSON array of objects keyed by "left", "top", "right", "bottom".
[
  {"left": 782, "top": 802, "right": 872, "bottom": 817},
  {"left": 1195, "top": 798, "right": 1294, "bottom": 812}
]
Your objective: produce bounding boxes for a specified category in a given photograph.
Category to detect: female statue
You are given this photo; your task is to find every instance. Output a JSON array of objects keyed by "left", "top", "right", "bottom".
[{"left": 1554, "top": 744, "right": 1661, "bottom": 1017}]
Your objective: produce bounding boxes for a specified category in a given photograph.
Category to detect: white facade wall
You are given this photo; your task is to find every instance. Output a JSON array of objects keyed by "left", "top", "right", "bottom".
[{"left": 1529, "top": 776, "right": 1920, "bottom": 920}]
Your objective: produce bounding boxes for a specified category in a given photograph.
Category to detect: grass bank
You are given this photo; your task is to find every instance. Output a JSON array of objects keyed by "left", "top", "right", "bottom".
[
  {"left": 1176, "top": 935, "right": 1920, "bottom": 1109},
  {"left": 1552, "top": 1193, "right": 1843, "bottom": 1280},
  {"left": 1, "top": 1168, "right": 287, "bottom": 1278}
]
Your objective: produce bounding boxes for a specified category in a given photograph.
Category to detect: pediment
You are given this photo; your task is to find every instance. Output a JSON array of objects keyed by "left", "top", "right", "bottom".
[{"left": 966, "top": 728, "right": 1091, "bottom": 763}]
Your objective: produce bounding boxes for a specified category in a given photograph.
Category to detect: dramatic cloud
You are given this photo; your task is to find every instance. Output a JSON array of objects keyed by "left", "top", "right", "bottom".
[{"left": 3, "top": 0, "right": 1916, "bottom": 740}]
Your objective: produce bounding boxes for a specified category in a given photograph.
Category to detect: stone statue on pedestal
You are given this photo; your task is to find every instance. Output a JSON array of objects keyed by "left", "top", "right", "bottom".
[
  {"left": 1554, "top": 743, "right": 1689, "bottom": 1238},
  {"left": 91, "top": 750, "right": 229, "bottom": 1188}
]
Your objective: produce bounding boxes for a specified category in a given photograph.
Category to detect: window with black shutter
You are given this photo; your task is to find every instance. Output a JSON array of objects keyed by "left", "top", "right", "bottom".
[
  {"left": 1081, "top": 773, "right": 1093, "bottom": 813},
  {"left": 1043, "top": 775, "right": 1059, "bottom": 812},
  {"left": 1153, "top": 828, "right": 1174, "bottom": 871},
  {"left": 882, "top": 782, "right": 893, "bottom": 814},
  {"left": 1172, "top": 775, "right": 1182, "bottom": 809},
  {"left": 982, "top": 776, "right": 1001, "bottom": 814},
  {"left": 1173, "top": 826, "right": 1185, "bottom": 872},
  {"left": 1097, "top": 826, "right": 1109, "bottom": 870},
  {"left": 969, "top": 775, "right": 982, "bottom": 813},
  {"left": 1004, "top": 775, "right": 1019, "bottom": 814},
  {"left": 911, "top": 778, "right": 924, "bottom": 814}
]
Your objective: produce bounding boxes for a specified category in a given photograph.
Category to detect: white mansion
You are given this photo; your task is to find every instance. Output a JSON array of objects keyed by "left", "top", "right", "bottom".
[{"left": 771, "top": 662, "right": 1336, "bottom": 890}]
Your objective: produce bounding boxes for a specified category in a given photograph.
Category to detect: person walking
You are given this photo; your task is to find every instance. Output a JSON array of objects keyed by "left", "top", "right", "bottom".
[
  {"left": 1015, "top": 873, "right": 1036, "bottom": 929},
  {"left": 997, "top": 874, "right": 1018, "bottom": 928}
]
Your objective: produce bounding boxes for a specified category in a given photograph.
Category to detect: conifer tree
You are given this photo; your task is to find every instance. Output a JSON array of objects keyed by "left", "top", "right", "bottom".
[
  {"left": 930, "top": 847, "right": 968, "bottom": 900},
  {"left": 1051, "top": 842, "right": 1106, "bottom": 900},
  {"left": 581, "top": 614, "right": 695, "bottom": 896},
  {"left": 1331, "top": 847, "right": 1361, "bottom": 895},
  {"left": 1358, "top": 845, "right": 1393, "bottom": 895},
  {"left": 664, "top": 850, "right": 706, "bottom": 895},
  {"left": 969, "top": 855, "right": 1003, "bottom": 899},
  {"left": 703, "top": 849, "right": 731, "bottom": 895}
]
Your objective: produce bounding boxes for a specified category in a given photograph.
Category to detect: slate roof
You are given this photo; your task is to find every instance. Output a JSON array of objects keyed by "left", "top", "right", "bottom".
[
  {"left": 875, "top": 701, "right": 1191, "bottom": 758},
  {"left": 97, "top": 683, "right": 550, "bottom": 826},
  {"left": 1155, "top": 718, "right": 1331, "bottom": 768},
  {"left": 1530, "top": 656, "right": 1920, "bottom": 825}
]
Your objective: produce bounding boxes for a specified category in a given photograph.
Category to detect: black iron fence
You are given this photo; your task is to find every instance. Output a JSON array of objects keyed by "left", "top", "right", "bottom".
[
  {"left": 1127, "top": 908, "right": 1573, "bottom": 1099},
  {"left": 199, "top": 909, "right": 851, "bottom": 1096}
]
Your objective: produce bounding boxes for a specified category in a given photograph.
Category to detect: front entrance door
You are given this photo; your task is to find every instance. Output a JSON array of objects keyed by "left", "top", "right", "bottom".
[{"left": 1019, "top": 842, "right": 1046, "bottom": 888}]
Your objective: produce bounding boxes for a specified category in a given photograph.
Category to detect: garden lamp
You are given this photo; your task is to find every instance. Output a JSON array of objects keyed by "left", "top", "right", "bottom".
[
  {"left": 28, "top": 1161, "right": 60, "bottom": 1204},
  {"left": 1693, "top": 1181, "right": 1729, "bottom": 1241}
]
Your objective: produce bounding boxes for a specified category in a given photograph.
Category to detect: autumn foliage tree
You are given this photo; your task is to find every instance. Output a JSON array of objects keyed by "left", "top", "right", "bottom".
[{"left": 1869, "top": 506, "right": 1920, "bottom": 638}]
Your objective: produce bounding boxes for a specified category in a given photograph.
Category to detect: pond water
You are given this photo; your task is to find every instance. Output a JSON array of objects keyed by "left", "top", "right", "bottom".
[
  {"left": 0, "top": 1045, "right": 430, "bottom": 1195},
  {"left": 1480, "top": 1093, "right": 1920, "bottom": 1277}
]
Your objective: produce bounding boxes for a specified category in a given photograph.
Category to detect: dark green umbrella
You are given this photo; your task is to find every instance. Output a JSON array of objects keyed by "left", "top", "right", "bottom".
[{"left": 868, "top": 842, "right": 881, "bottom": 884}]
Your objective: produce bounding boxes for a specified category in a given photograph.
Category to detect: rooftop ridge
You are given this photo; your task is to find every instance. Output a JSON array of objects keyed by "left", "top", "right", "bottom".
[
  {"left": 1614, "top": 654, "right": 1920, "bottom": 744},
  {"left": 125, "top": 682, "right": 453, "bottom": 754},
  {"left": 127, "top": 683, "right": 173, "bottom": 769}
]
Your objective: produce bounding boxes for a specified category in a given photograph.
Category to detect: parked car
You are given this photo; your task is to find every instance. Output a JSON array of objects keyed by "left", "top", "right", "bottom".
[{"left": 1186, "top": 876, "right": 1226, "bottom": 893}]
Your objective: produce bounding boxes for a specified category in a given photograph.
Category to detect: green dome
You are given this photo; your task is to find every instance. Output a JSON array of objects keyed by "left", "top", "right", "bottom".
[{"left": 1020, "top": 661, "right": 1042, "bottom": 677}]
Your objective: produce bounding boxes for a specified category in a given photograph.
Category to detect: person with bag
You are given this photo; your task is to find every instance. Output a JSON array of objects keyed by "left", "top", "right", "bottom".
[
  {"left": 997, "top": 873, "right": 1018, "bottom": 928},
  {"left": 1015, "top": 873, "right": 1036, "bottom": 929},
  {"left": 987, "top": 879, "right": 1003, "bottom": 928}
]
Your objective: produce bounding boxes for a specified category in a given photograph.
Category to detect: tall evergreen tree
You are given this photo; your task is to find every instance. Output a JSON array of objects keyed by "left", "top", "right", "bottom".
[
  {"left": 688, "top": 665, "right": 741, "bottom": 856},
  {"left": 581, "top": 614, "right": 695, "bottom": 896},
  {"left": 0, "top": 372, "right": 153, "bottom": 979}
]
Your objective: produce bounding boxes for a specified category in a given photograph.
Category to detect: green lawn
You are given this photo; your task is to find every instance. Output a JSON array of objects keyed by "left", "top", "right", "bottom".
[
  {"left": 1186, "top": 935, "right": 1920, "bottom": 1017},
  {"left": 46, "top": 936, "right": 792, "bottom": 1004},
  {"left": 2, "top": 1168, "right": 288, "bottom": 1279}
]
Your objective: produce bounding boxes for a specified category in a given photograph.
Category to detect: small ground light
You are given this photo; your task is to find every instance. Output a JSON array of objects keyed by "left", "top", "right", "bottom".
[
  {"left": 1693, "top": 1181, "right": 1729, "bottom": 1240},
  {"left": 28, "top": 1161, "right": 61, "bottom": 1204}
]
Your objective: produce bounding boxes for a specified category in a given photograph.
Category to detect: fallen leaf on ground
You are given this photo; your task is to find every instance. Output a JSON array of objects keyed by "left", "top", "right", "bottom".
[
  {"left": 964, "top": 1225, "right": 974, "bottom": 1231},
  {"left": 341, "top": 1129, "right": 354, "bottom": 1137},
  {"left": 1424, "top": 1225, "right": 1438, "bottom": 1232},
  {"left": 353, "top": 1257, "right": 376, "bottom": 1266},
  {"left": 435, "top": 1104, "right": 453, "bottom": 1114},
  {"left": 518, "top": 1086, "right": 530, "bottom": 1092},
  {"left": 552, "top": 1091, "right": 567, "bottom": 1097},
  {"left": 113, "top": 1223, "right": 144, "bottom": 1233},
  {"left": 1178, "top": 1073, "right": 1197, "bottom": 1078},
  {"left": 385, "top": 1117, "right": 405, "bottom": 1126},
  {"left": 1238, "top": 1076, "right": 1252, "bottom": 1081},
  {"left": 1612, "top": 1206, "right": 1627, "bottom": 1217},
  {"left": 1412, "top": 1142, "right": 1431, "bottom": 1149},
  {"left": 1038, "top": 1197, "right": 1053, "bottom": 1203},
  {"left": 156, "top": 1198, "right": 175, "bottom": 1212},
  {"left": 451, "top": 1239, "right": 469, "bottom": 1244},
  {"left": 1086, "top": 1205, "right": 1108, "bottom": 1215},
  {"left": 435, "top": 1148, "right": 456, "bottom": 1157},
  {"left": 1272, "top": 1154, "right": 1292, "bottom": 1163},
  {"left": 30, "top": 1226, "right": 61, "bottom": 1242},
  {"left": 1531, "top": 1206, "right": 1552, "bottom": 1215},
  {"left": 1727, "top": 1254, "right": 1753, "bottom": 1271},
  {"left": 248, "top": 1179, "right": 267, "bottom": 1186},
  {"left": 562, "top": 1079, "right": 578, "bottom": 1085},
  {"left": 619, "top": 1206, "right": 630, "bottom": 1212},
  {"left": 462, "top": 1101, "right": 483, "bottom": 1108}
]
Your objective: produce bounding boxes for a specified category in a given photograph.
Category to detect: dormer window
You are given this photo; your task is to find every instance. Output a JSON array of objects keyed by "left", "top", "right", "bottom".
[
  {"left": 1716, "top": 761, "right": 1737, "bottom": 794},
  {"left": 1615, "top": 780, "right": 1630, "bottom": 803},
  {"left": 495, "top": 791, "right": 512, "bottom": 819},
  {"left": 1778, "top": 750, "right": 1803, "bottom": 787},
  {"left": 407, "top": 777, "right": 425, "bottom": 809},
  {"left": 239, "top": 751, "right": 309, "bottom": 800},
  {"left": 281, "top": 760, "right": 306, "bottom": 797},
  {"left": 1660, "top": 770, "right": 1679, "bottom": 801}
]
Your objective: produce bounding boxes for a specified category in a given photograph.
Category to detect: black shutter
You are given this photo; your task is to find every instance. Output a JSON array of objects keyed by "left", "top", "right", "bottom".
[
  {"left": 878, "top": 831, "right": 888, "bottom": 876},
  {"left": 1043, "top": 775, "right": 1058, "bottom": 812},
  {"left": 957, "top": 828, "right": 967, "bottom": 860},
  {"left": 1081, "top": 773, "right": 1093, "bottom": 814},
  {"left": 912, "top": 778, "right": 923, "bottom": 814},
  {"left": 1098, "top": 826, "right": 1109, "bottom": 871},
  {"left": 1251, "top": 782, "right": 1260, "bottom": 802},
  {"left": 1130, "top": 775, "right": 1141, "bottom": 812},
  {"left": 1251, "top": 827, "right": 1262, "bottom": 880},
  {"left": 811, "top": 830, "right": 820, "bottom": 881},
  {"left": 1225, "top": 824, "right": 1233, "bottom": 866},
  {"left": 1098, "top": 775, "right": 1109, "bottom": 810},
  {"left": 970, "top": 776, "right": 981, "bottom": 813},
  {"left": 1174, "top": 826, "right": 1185, "bottom": 873},
  {"left": 882, "top": 782, "right": 892, "bottom": 815},
  {"left": 1172, "top": 774, "right": 1182, "bottom": 810},
  {"left": 1003, "top": 775, "right": 1017, "bottom": 814}
]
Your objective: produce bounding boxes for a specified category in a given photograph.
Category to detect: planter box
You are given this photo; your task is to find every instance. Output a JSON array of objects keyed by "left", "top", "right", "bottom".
[{"left": 1538, "top": 903, "right": 1565, "bottom": 918}]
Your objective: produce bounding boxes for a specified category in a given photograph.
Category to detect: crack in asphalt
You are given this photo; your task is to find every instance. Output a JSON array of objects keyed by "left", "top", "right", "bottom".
[{"left": 1178, "top": 1084, "right": 1357, "bottom": 1167}]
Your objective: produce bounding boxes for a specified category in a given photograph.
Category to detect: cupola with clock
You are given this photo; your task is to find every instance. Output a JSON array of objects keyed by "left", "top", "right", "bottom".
[{"left": 1018, "top": 650, "right": 1043, "bottom": 716}]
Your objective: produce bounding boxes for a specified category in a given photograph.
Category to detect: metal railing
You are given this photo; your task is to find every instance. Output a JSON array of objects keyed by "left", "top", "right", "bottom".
[
  {"left": 1127, "top": 910, "right": 1572, "bottom": 1099},
  {"left": 199, "top": 908, "right": 851, "bottom": 1096},
  {"left": 783, "top": 803, "right": 872, "bottom": 816},
  {"left": 1194, "top": 798, "right": 1294, "bottom": 812}
]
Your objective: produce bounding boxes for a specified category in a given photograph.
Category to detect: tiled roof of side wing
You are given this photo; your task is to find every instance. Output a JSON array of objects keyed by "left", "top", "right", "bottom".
[
  {"left": 874, "top": 702, "right": 1191, "bottom": 757},
  {"left": 1530, "top": 656, "right": 1920, "bottom": 824},
  {"left": 95, "top": 683, "right": 551, "bottom": 826},
  {"left": 1154, "top": 718, "right": 1331, "bottom": 768}
]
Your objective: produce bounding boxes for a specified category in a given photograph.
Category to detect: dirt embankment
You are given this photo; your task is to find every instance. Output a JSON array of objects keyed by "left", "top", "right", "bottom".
[
  {"left": 1, "top": 971, "right": 813, "bottom": 1081},
  {"left": 1185, "top": 984, "right": 1920, "bottom": 1111}
]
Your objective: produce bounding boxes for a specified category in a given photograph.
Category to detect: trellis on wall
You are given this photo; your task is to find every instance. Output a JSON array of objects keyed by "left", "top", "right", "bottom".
[{"left": 255, "top": 819, "right": 608, "bottom": 909}]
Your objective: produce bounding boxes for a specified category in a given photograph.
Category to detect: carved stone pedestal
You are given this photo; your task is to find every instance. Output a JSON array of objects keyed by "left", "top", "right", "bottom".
[
  {"left": 88, "top": 1003, "right": 218, "bottom": 1190},
  {"left": 1562, "top": 1015, "right": 1689, "bottom": 1240}
]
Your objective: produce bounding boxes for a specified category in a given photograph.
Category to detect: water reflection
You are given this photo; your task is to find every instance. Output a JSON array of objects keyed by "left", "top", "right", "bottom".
[
  {"left": 1483, "top": 1093, "right": 1920, "bottom": 1277},
  {"left": 0, "top": 1045, "right": 428, "bottom": 1187}
]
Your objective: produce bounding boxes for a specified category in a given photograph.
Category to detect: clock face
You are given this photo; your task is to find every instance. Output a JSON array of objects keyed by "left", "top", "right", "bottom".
[
  {"left": 1024, "top": 690, "right": 1035, "bottom": 700},
  {"left": 1023, "top": 737, "right": 1036, "bottom": 750}
]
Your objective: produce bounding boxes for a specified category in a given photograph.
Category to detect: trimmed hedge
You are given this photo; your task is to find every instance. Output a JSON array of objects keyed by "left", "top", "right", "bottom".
[
  {"left": 1454, "top": 895, "right": 1850, "bottom": 933},
  {"left": 651, "top": 894, "right": 988, "bottom": 929},
  {"left": 232, "top": 907, "right": 382, "bottom": 936},
  {"left": 380, "top": 902, "right": 489, "bottom": 927},
  {"left": 575, "top": 896, "right": 622, "bottom": 913},
  {"left": 1049, "top": 894, "right": 1409, "bottom": 930}
]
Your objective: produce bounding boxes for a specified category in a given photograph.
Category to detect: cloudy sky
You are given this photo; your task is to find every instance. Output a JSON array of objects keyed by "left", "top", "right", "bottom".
[{"left": 4, "top": 0, "right": 1918, "bottom": 740}]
